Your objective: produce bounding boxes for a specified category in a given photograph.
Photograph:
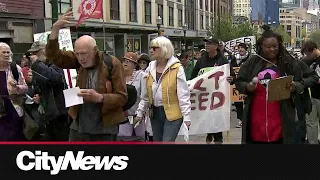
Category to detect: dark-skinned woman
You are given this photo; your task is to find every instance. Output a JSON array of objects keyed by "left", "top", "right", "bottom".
[{"left": 235, "top": 25, "right": 304, "bottom": 144}]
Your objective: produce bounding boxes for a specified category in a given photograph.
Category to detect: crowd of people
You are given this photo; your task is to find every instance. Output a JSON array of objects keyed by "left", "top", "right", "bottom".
[{"left": 1, "top": 8, "right": 320, "bottom": 144}]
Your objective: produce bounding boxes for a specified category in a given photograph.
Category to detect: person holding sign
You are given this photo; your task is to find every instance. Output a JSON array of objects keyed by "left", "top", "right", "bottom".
[
  {"left": 235, "top": 25, "right": 304, "bottom": 144},
  {"left": 191, "top": 37, "right": 235, "bottom": 144},
  {"left": 135, "top": 36, "right": 191, "bottom": 142},
  {"left": 231, "top": 43, "right": 250, "bottom": 128}
]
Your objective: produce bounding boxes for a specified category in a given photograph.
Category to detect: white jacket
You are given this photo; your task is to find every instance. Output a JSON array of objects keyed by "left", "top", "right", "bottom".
[{"left": 136, "top": 56, "right": 191, "bottom": 122}]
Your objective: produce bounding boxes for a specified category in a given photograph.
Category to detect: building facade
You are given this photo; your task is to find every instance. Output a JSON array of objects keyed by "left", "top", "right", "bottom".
[
  {"left": 233, "top": 0, "right": 251, "bottom": 20},
  {"left": 43, "top": 0, "right": 227, "bottom": 58},
  {"left": 0, "top": 0, "right": 45, "bottom": 60},
  {"left": 250, "top": 0, "right": 266, "bottom": 25},
  {"left": 280, "top": 8, "right": 303, "bottom": 47},
  {"left": 266, "top": 0, "right": 280, "bottom": 27}
]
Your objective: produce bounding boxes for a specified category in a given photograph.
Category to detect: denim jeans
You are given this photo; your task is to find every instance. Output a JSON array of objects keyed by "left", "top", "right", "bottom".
[{"left": 150, "top": 106, "right": 183, "bottom": 142}]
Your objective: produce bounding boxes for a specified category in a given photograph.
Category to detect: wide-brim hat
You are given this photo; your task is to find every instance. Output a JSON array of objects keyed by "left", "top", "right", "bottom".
[{"left": 123, "top": 52, "right": 138, "bottom": 64}]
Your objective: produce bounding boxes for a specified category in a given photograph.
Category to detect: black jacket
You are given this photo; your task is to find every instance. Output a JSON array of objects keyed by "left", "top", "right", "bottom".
[
  {"left": 191, "top": 52, "right": 236, "bottom": 82},
  {"left": 31, "top": 59, "right": 67, "bottom": 122},
  {"left": 297, "top": 60, "right": 319, "bottom": 116},
  {"left": 235, "top": 54, "right": 304, "bottom": 144}
]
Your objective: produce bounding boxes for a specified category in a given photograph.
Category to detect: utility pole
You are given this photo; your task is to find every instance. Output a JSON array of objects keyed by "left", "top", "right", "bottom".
[
  {"left": 50, "top": 0, "right": 58, "bottom": 25},
  {"left": 217, "top": 0, "right": 221, "bottom": 37}
]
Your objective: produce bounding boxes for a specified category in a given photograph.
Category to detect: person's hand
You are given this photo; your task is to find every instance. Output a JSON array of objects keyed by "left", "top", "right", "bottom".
[
  {"left": 184, "top": 121, "right": 191, "bottom": 129},
  {"left": 8, "top": 79, "right": 17, "bottom": 87},
  {"left": 33, "top": 94, "right": 40, "bottom": 104},
  {"left": 52, "top": 7, "right": 73, "bottom": 29},
  {"left": 247, "top": 83, "right": 256, "bottom": 92},
  {"left": 285, "top": 82, "right": 296, "bottom": 92},
  {"left": 227, "top": 76, "right": 233, "bottom": 84},
  {"left": 29, "top": 55, "right": 38, "bottom": 64},
  {"left": 78, "top": 89, "right": 103, "bottom": 103}
]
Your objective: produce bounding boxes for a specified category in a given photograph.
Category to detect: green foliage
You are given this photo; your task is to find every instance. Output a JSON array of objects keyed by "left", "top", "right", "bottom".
[
  {"left": 310, "top": 30, "right": 320, "bottom": 46},
  {"left": 273, "top": 25, "right": 290, "bottom": 43},
  {"left": 207, "top": 15, "right": 257, "bottom": 42}
]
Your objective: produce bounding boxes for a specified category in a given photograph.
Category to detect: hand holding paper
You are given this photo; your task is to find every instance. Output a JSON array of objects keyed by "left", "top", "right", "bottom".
[{"left": 63, "top": 87, "right": 83, "bottom": 108}]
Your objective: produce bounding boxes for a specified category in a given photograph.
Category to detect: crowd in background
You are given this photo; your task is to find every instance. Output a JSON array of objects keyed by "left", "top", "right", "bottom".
[{"left": 1, "top": 10, "right": 320, "bottom": 144}]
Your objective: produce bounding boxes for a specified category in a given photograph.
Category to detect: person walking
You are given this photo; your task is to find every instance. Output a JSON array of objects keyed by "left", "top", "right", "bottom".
[
  {"left": 46, "top": 8, "right": 127, "bottom": 141},
  {"left": 235, "top": 25, "right": 304, "bottom": 144},
  {"left": 191, "top": 37, "right": 235, "bottom": 144},
  {"left": 118, "top": 52, "right": 146, "bottom": 141},
  {"left": 135, "top": 36, "right": 191, "bottom": 142}
]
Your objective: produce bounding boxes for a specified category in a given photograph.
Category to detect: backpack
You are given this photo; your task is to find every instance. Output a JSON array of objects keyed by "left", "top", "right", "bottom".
[{"left": 103, "top": 53, "right": 137, "bottom": 112}]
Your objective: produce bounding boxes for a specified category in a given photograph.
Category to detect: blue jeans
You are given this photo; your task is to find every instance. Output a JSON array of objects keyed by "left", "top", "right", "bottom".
[{"left": 150, "top": 106, "right": 183, "bottom": 142}]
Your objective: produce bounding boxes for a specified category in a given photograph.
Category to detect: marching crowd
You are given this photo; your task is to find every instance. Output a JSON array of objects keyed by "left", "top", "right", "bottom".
[{"left": 1, "top": 8, "right": 320, "bottom": 144}]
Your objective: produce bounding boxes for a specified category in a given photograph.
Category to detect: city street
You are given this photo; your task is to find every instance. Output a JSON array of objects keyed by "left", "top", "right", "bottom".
[{"left": 176, "top": 105, "right": 242, "bottom": 144}]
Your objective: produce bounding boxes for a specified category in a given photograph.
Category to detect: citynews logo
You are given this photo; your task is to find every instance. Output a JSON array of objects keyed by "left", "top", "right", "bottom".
[{"left": 16, "top": 151, "right": 129, "bottom": 175}]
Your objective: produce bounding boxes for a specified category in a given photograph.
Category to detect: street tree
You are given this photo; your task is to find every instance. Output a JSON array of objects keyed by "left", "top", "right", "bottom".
[
  {"left": 207, "top": 15, "right": 257, "bottom": 42},
  {"left": 273, "top": 25, "right": 290, "bottom": 44},
  {"left": 310, "top": 30, "right": 320, "bottom": 46}
]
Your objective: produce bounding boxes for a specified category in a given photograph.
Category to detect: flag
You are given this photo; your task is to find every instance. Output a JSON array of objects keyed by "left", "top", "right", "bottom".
[{"left": 76, "top": 0, "right": 103, "bottom": 28}]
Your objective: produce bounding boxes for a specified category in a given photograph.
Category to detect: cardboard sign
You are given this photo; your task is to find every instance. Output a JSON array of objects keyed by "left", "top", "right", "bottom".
[{"left": 230, "top": 67, "right": 245, "bottom": 102}]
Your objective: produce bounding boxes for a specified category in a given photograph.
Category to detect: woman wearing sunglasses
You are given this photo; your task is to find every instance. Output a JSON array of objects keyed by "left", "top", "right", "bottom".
[{"left": 135, "top": 36, "right": 191, "bottom": 142}]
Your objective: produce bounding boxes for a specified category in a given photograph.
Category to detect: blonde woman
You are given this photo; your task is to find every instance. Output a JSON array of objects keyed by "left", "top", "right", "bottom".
[{"left": 135, "top": 36, "right": 191, "bottom": 142}]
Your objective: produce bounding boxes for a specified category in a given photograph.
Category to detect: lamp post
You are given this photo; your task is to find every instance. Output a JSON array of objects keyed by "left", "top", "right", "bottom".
[
  {"left": 183, "top": 23, "right": 188, "bottom": 51},
  {"left": 156, "top": 16, "right": 162, "bottom": 36}
]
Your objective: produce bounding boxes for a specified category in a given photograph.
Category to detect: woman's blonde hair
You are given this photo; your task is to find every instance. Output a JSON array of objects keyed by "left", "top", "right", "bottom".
[{"left": 150, "top": 36, "right": 174, "bottom": 59}]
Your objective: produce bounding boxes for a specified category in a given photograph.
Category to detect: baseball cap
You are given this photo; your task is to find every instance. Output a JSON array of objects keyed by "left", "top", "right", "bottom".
[
  {"left": 28, "top": 41, "right": 46, "bottom": 52},
  {"left": 203, "top": 36, "right": 219, "bottom": 44}
]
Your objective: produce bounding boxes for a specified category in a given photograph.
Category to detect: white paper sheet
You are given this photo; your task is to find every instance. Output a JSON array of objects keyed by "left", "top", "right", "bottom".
[{"left": 63, "top": 87, "right": 84, "bottom": 108}]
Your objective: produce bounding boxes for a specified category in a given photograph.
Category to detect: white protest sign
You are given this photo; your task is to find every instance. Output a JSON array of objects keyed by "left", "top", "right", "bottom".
[
  {"left": 178, "top": 64, "right": 231, "bottom": 137},
  {"left": 225, "top": 36, "right": 256, "bottom": 54},
  {"left": 33, "top": 29, "right": 77, "bottom": 88}
]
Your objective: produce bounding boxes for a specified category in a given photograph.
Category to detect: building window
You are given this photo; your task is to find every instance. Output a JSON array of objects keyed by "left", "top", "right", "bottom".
[
  {"left": 169, "top": 7, "right": 174, "bottom": 26},
  {"left": 178, "top": 9, "right": 183, "bottom": 27},
  {"left": 205, "top": 0, "right": 208, "bottom": 11},
  {"left": 201, "top": 15, "right": 204, "bottom": 29},
  {"left": 145, "top": 1, "right": 151, "bottom": 24},
  {"left": 206, "top": 16, "right": 209, "bottom": 29},
  {"left": 158, "top": 4, "right": 163, "bottom": 25},
  {"left": 58, "top": 0, "right": 71, "bottom": 14},
  {"left": 185, "top": 0, "right": 195, "bottom": 30},
  {"left": 199, "top": 0, "right": 203, "bottom": 9},
  {"left": 110, "top": 0, "right": 120, "bottom": 20},
  {"left": 129, "top": 0, "right": 137, "bottom": 22},
  {"left": 210, "top": 0, "right": 213, "bottom": 12}
]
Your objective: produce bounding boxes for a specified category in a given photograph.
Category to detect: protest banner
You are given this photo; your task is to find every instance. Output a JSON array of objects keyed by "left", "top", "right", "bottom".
[
  {"left": 179, "top": 64, "right": 231, "bottom": 136},
  {"left": 33, "top": 29, "right": 77, "bottom": 89},
  {"left": 225, "top": 36, "right": 256, "bottom": 54},
  {"left": 230, "top": 67, "right": 245, "bottom": 102}
]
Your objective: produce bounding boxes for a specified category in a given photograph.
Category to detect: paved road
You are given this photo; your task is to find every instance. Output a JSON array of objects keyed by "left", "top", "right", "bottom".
[{"left": 176, "top": 105, "right": 242, "bottom": 144}]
